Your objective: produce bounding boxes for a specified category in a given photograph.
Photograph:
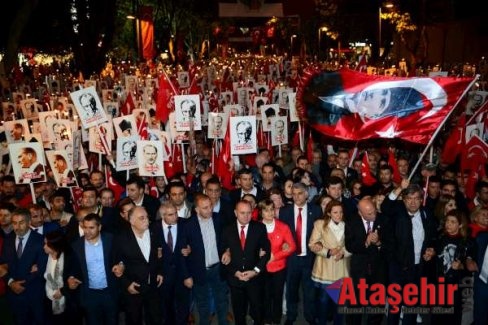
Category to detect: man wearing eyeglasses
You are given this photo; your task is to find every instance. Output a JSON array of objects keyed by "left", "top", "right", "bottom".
[{"left": 381, "top": 179, "right": 438, "bottom": 325}]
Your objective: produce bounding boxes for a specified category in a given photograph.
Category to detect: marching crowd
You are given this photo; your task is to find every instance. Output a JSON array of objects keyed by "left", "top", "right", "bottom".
[{"left": 0, "top": 57, "right": 487, "bottom": 325}]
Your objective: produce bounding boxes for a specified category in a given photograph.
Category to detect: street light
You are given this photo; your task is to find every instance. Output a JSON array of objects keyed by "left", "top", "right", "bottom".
[
  {"left": 318, "top": 27, "right": 328, "bottom": 60},
  {"left": 379, "top": 2, "right": 393, "bottom": 58},
  {"left": 290, "top": 34, "right": 297, "bottom": 56}
]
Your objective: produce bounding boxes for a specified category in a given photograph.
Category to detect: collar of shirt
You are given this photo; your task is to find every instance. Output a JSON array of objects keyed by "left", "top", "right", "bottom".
[
  {"left": 237, "top": 222, "right": 249, "bottom": 236},
  {"left": 134, "top": 194, "right": 144, "bottom": 206},
  {"left": 213, "top": 200, "right": 221, "bottom": 213},
  {"left": 294, "top": 204, "right": 307, "bottom": 215},
  {"left": 241, "top": 187, "right": 257, "bottom": 197},
  {"left": 17, "top": 230, "right": 32, "bottom": 245},
  {"left": 162, "top": 220, "right": 177, "bottom": 231}
]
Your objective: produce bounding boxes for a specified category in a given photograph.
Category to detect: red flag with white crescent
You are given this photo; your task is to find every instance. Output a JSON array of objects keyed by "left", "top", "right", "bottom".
[{"left": 299, "top": 68, "right": 474, "bottom": 144}]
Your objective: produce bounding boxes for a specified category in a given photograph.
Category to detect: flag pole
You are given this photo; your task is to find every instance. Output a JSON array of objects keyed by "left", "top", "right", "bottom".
[{"left": 408, "top": 76, "right": 478, "bottom": 181}]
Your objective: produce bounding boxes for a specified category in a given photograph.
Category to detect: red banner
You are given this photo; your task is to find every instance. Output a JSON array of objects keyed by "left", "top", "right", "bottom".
[
  {"left": 299, "top": 68, "right": 473, "bottom": 144},
  {"left": 139, "top": 6, "right": 154, "bottom": 60}
]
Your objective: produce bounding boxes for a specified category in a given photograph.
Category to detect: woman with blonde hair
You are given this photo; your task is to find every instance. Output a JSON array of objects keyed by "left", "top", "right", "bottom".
[{"left": 309, "top": 200, "right": 351, "bottom": 325}]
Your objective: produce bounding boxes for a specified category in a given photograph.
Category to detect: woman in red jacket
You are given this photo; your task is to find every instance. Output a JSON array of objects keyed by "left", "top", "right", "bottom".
[{"left": 259, "top": 199, "right": 296, "bottom": 325}]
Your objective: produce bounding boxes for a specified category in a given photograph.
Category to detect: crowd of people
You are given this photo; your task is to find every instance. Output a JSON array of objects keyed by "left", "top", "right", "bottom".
[{"left": 0, "top": 55, "right": 486, "bottom": 325}]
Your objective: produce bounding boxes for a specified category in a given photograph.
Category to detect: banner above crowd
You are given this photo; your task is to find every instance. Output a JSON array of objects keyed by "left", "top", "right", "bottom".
[{"left": 298, "top": 68, "right": 475, "bottom": 144}]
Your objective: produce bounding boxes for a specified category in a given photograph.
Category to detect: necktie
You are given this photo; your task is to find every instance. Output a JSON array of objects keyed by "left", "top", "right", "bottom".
[
  {"left": 17, "top": 237, "right": 23, "bottom": 258},
  {"left": 367, "top": 221, "right": 372, "bottom": 234},
  {"left": 167, "top": 225, "right": 174, "bottom": 253},
  {"left": 240, "top": 225, "right": 246, "bottom": 250},
  {"left": 296, "top": 208, "right": 303, "bottom": 255}
]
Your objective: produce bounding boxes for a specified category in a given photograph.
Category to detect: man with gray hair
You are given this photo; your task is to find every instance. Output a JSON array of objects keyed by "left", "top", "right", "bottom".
[
  {"left": 1, "top": 208, "right": 47, "bottom": 324},
  {"left": 381, "top": 179, "right": 438, "bottom": 325}
]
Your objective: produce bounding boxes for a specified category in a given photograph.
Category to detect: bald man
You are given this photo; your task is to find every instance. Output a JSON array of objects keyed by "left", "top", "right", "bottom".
[{"left": 345, "top": 198, "right": 389, "bottom": 325}]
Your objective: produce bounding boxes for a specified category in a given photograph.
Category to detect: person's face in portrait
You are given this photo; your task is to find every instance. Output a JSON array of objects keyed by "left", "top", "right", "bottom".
[
  {"left": 54, "top": 124, "right": 67, "bottom": 140},
  {"left": 143, "top": 145, "right": 157, "bottom": 164},
  {"left": 181, "top": 101, "right": 193, "bottom": 119},
  {"left": 11, "top": 125, "right": 23, "bottom": 140},
  {"left": 80, "top": 94, "right": 95, "bottom": 115},
  {"left": 18, "top": 150, "right": 34, "bottom": 168},
  {"left": 54, "top": 158, "right": 67, "bottom": 174},
  {"left": 236, "top": 122, "right": 251, "bottom": 143},
  {"left": 214, "top": 116, "right": 223, "bottom": 130},
  {"left": 357, "top": 88, "right": 391, "bottom": 116},
  {"left": 275, "top": 121, "right": 285, "bottom": 135},
  {"left": 122, "top": 142, "right": 135, "bottom": 159}
]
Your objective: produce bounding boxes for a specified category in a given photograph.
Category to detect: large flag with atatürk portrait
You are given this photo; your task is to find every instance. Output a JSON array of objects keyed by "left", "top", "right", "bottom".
[{"left": 298, "top": 68, "right": 474, "bottom": 144}]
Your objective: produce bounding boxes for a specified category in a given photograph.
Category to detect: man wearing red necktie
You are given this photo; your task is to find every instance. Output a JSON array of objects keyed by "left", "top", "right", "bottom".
[{"left": 222, "top": 200, "right": 270, "bottom": 325}]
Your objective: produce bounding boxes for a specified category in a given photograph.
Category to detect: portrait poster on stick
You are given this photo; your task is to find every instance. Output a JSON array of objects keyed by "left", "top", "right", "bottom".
[
  {"left": 116, "top": 135, "right": 139, "bottom": 171},
  {"left": 208, "top": 112, "right": 228, "bottom": 139},
  {"left": 70, "top": 86, "right": 108, "bottom": 129},
  {"left": 137, "top": 140, "right": 164, "bottom": 176},
  {"left": 270, "top": 116, "right": 288, "bottom": 146},
  {"left": 174, "top": 94, "right": 202, "bottom": 131},
  {"left": 9, "top": 142, "right": 47, "bottom": 184},
  {"left": 230, "top": 116, "right": 257, "bottom": 155},
  {"left": 46, "top": 150, "right": 78, "bottom": 188}
]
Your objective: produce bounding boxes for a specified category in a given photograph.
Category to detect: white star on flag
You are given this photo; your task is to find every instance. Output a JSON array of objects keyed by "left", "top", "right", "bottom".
[{"left": 376, "top": 125, "right": 402, "bottom": 138}]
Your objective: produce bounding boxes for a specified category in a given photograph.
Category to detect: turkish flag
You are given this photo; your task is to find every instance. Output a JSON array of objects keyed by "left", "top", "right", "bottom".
[
  {"left": 461, "top": 135, "right": 488, "bottom": 199},
  {"left": 122, "top": 92, "right": 136, "bottom": 116},
  {"left": 148, "top": 177, "right": 159, "bottom": 198},
  {"left": 300, "top": 68, "right": 474, "bottom": 144},
  {"left": 441, "top": 113, "right": 466, "bottom": 165},
  {"left": 215, "top": 122, "right": 234, "bottom": 190},
  {"left": 105, "top": 166, "right": 125, "bottom": 202},
  {"left": 156, "top": 74, "right": 176, "bottom": 123},
  {"left": 388, "top": 150, "right": 402, "bottom": 184},
  {"left": 361, "top": 152, "right": 377, "bottom": 186},
  {"left": 164, "top": 144, "right": 184, "bottom": 180}
]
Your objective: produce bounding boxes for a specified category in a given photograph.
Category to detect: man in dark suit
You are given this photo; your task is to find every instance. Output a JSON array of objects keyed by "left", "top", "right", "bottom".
[
  {"left": 65, "top": 213, "right": 121, "bottom": 325},
  {"left": 279, "top": 182, "right": 322, "bottom": 325},
  {"left": 28, "top": 203, "right": 60, "bottom": 236},
  {"left": 222, "top": 200, "right": 270, "bottom": 325},
  {"left": 126, "top": 176, "right": 161, "bottom": 222},
  {"left": 229, "top": 168, "right": 264, "bottom": 207},
  {"left": 113, "top": 206, "right": 163, "bottom": 325},
  {"left": 1, "top": 208, "right": 48, "bottom": 324},
  {"left": 205, "top": 176, "right": 236, "bottom": 228},
  {"left": 381, "top": 180, "right": 438, "bottom": 325},
  {"left": 180, "top": 194, "right": 231, "bottom": 325},
  {"left": 151, "top": 202, "right": 190, "bottom": 325},
  {"left": 336, "top": 148, "right": 359, "bottom": 185},
  {"left": 325, "top": 176, "right": 358, "bottom": 221},
  {"left": 345, "top": 198, "right": 389, "bottom": 325}
]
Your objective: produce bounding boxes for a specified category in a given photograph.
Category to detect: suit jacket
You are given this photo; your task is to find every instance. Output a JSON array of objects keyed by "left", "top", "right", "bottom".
[
  {"left": 32, "top": 221, "right": 60, "bottom": 236},
  {"left": 222, "top": 220, "right": 270, "bottom": 287},
  {"left": 381, "top": 196, "right": 438, "bottom": 271},
  {"left": 66, "top": 233, "right": 119, "bottom": 301},
  {"left": 141, "top": 194, "right": 161, "bottom": 222},
  {"left": 229, "top": 187, "right": 264, "bottom": 207},
  {"left": 279, "top": 203, "right": 322, "bottom": 267},
  {"left": 150, "top": 219, "right": 186, "bottom": 282},
  {"left": 1, "top": 231, "right": 47, "bottom": 307},
  {"left": 215, "top": 198, "right": 236, "bottom": 229},
  {"left": 113, "top": 227, "right": 162, "bottom": 294},
  {"left": 345, "top": 214, "right": 388, "bottom": 282},
  {"left": 179, "top": 214, "right": 225, "bottom": 284}
]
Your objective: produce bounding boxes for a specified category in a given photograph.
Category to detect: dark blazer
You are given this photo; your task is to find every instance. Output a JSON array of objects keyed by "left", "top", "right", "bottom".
[
  {"left": 141, "top": 194, "right": 161, "bottom": 222},
  {"left": 1, "top": 231, "right": 47, "bottom": 309},
  {"left": 381, "top": 196, "right": 438, "bottom": 271},
  {"left": 150, "top": 219, "right": 186, "bottom": 282},
  {"left": 345, "top": 214, "right": 388, "bottom": 282},
  {"left": 229, "top": 187, "right": 264, "bottom": 207},
  {"left": 222, "top": 220, "right": 270, "bottom": 287},
  {"left": 66, "top": 233, "right": 119, "bottom": 301},
  {"left": 279, "top": 203, "right": 322, "bottom": 267},
  {"left": 179, "top": 214, "right": 225, "bottom": 284},
  {"left": 33, "top": 221, "right": 60, "bottom": 236},
  {"left": 216, "top": 198, "right": 237, "bottom": 229},
  {"left": 113, "top": 227, "right": 163, "bottom": 293}
]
